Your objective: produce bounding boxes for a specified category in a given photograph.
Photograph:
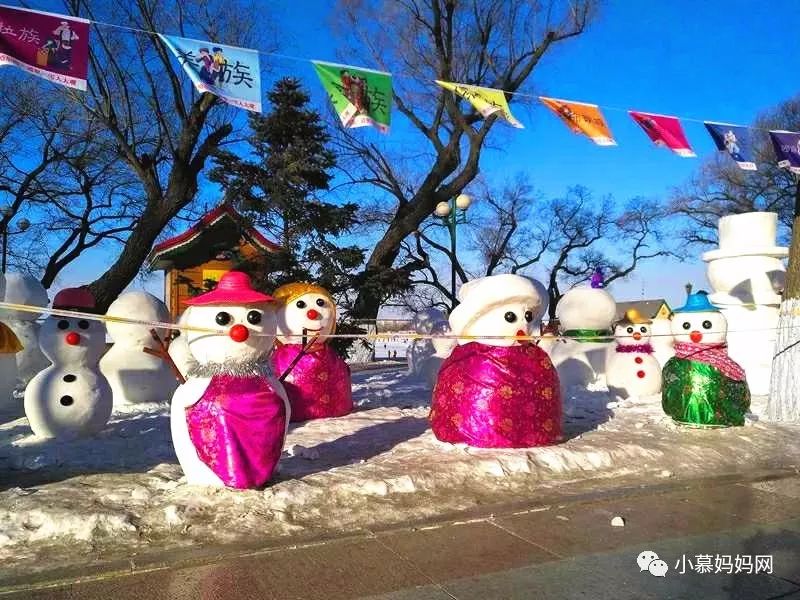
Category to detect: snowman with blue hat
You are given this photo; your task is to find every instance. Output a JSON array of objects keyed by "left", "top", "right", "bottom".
[{"left": 661, "top": 288, "right": 750, "bottom": 427}]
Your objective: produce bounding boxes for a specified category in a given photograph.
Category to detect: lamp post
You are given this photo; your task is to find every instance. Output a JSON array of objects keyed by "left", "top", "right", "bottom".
[
  {"left": 434, "top": 193, "right": 471, "bottom": 309},
  {"left": 1, "top": 205, "right": 30, "bottom": 274}
]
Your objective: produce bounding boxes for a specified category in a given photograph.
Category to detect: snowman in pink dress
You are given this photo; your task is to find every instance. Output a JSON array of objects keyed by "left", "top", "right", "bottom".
[{"left": 170, "top": 271, "right": 289, "bottom": 488}]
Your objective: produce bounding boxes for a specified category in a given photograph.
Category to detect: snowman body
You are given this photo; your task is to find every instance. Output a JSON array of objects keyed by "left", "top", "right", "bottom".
[
  {"left": 100, "top": 292, "right": 178, "bottom": 405},
  {"left": 168, "top": 311, "right": 197, "bottom": 377},
  {"left": 24, "top": 314, "right": 113, "bottom": 439},
  {"left": 606, "top": 322, "right": 662, "bottom": 398},
  {"left": 3, "top": 273, "right": 49, "bottom": 386}
]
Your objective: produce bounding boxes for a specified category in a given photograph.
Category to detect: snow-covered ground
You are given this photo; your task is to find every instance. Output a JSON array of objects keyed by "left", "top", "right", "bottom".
[{"left": 1, "top": 367, "right": 799, "bottom": 580}]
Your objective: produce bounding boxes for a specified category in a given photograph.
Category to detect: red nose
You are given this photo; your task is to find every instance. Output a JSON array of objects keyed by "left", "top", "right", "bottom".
[
  {"left": 633, "top": 332, "right": 642, "bottom": 341},
  {"left": 306, "top": 309, "right": 321, "bottom": 320},
  {"left": 229, "top": 324, "right": 249, "bottom": 343},
  {"left": 65, "top": 332, "right": 81, "bottom": 346},
  {"left": 690, "top": 330, "right": 703, "bottom": 343}
]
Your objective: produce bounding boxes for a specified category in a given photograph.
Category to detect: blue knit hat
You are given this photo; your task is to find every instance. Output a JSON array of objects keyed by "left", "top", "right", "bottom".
[{"left": 674, "top": 290, "right": 718, "bottom": 313}]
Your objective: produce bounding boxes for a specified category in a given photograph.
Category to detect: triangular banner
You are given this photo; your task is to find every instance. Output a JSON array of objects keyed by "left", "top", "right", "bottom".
[
  {"left": 704, "top": 122, "right": 757, "bottom": 170},
  {"left": 629, "top": 111, "right": 695, "bottom": 157},
  {"left": 769, "top": 130, "right": 800, "bottom": 174},
  {"left": 436, "top": 81, "right": 523, "bottom": 128},
  {"left": 539, "top": 97, "right": 616, "bottom": 146},
  {"left": 312, "top": 61, "right": 392, "bottom": 133}
]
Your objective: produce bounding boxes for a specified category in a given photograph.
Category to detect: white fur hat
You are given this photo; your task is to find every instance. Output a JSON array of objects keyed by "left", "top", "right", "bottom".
[{"left": 449, "top": 274, "right": 547, "bottom": 336}]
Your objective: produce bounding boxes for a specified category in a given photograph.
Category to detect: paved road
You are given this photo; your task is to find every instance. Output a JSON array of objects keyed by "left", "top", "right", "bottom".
[{"left": 3, "top": 475, "right": 800, "bottom": 599}]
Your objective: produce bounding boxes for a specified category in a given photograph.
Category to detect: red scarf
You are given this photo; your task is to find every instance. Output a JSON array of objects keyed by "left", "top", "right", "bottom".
[
  {"left": 673, "top": 341, "right": 746, "bottom": 382},
  {"left": 615, "top": 343, "right": 654, "bottom": 354}
]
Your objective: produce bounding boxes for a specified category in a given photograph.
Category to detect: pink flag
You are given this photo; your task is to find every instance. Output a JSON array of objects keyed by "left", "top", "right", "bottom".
[{"left": 629, "top": 111, "right": 695, "bottom": 157}]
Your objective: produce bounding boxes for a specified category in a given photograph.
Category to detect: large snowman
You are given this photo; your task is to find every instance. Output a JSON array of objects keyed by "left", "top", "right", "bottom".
[
  {"left": 0, "top": 271, "right": 24, "bottom": 417},
  {"left": 3, "top": 273, "right": 49, "bottom": 386},
  {"left": 430, "top": 274, "right": 561, "bottom": 448},
  {"left": 171, "top": 271, "right": 289, "bottom": 488},
  {"left": 605, "top": 309, "right": 662, "bottom": 398},
  {"left": 24, "top": 287, "right": 113, "bottom": 439},
  {"left": 271, "top": 282, "right": 353, "bottom": 422},
  {"left": 661, "top": 291, "right": 750, "bottom": 427},
  {"left": 100, "top": 291, "right": 179, "bottom": 406}
]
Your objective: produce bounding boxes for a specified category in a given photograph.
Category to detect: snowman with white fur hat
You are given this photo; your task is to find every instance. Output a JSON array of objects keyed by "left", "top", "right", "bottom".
[{"left": 3, "top": 273, "right": 49, "bottom": 387}]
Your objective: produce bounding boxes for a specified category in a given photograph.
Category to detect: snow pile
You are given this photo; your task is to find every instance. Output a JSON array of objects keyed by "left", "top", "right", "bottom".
[{"left": 1, "top": 367, "right": 799, "bottom": 578}]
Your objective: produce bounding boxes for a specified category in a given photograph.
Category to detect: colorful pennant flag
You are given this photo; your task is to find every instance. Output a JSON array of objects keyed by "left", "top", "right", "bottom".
[
  {"left": 769, "top": 130, "right": 800, "bottom": 174},
  {"left": 313, "top": 61, "right": 392, "bottom": 133},
  {"left": 159, "top": 34, "right": 262, "bottom": 112},
  {"left": 704, "top": 122, "right": 757, "bottom": 170},
  {"left": 539, "top": 97, "right": 615, "bottom": 146},
  {"left": 0, "top": 5, "right": 89, "bottom": 90},
  {"left": 629, "top": 111, "right": 695, "bottom": 157},
  {"left": 436, "top": 81, "right": 523, "bottom": 128}
]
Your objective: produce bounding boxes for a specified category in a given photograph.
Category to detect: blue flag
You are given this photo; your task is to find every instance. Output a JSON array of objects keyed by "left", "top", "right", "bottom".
[
  {"left": 769, "top": 130, "right": 800, "bottom": 174},
  {"left": 159, "top": 34, "right": 261, "bottom": 112},
  {"left": 704, "top": 122, "right": 757, "bottom": 170}
]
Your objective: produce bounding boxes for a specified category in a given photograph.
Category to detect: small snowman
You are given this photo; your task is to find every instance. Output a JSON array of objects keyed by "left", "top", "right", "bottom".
[
  {"left": 407, "top": 308, "right": 448, "bottom": 377},
  {"left": 271, "top": 282, "right": 353, "bottom": 422},
  {"left": 430, "top": 274, "right": 561, "bottom": 448},
  {"left": 100, "top": 291, "right": 179, "bottom": 406},
  {"left": 3, "top": 273, "right": 49, "bottom": 387},
  {"left": 662, "top": 290, "right": 750, "bottom": 427},
  {"left": 0, "top": 271, "right": 24, "bottom": 416},
  {"left": 23, "top": 287, "right": 113, "bottom": 439},
  {"left": 605, "top": 309, "right": 662, "bottom": 398},
  {"left": 171, "top": 271, "right": 289, "bottom": 488}
]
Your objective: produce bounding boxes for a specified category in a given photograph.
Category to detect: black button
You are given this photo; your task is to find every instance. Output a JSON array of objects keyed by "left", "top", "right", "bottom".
[
  {"left": 59, "top": 395, "right": 74, "bottom": 406},
  {"left": 63, "top": 374, "right": 76, "bottom": 383}
]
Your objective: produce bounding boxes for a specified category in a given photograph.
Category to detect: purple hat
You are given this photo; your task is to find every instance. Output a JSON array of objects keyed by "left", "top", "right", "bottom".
[{"left": 185, "top": 271, "right": 273, "bottom": 306}]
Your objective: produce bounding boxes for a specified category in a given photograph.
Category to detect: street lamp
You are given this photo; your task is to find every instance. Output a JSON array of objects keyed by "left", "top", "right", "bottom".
[
  {"left": 1, "top": 206, "right": 30, "bottom": 274},
  {"left": 433, "top": 193, "right": 471, "bottom": 309}
]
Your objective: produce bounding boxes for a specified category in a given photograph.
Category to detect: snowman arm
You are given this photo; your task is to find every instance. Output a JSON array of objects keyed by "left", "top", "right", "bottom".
[{"left": 172, "top": 377, "right": 212, "bottom": 409}]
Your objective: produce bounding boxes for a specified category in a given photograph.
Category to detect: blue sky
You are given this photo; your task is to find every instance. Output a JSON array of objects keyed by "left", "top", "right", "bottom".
[{"left": 48, "top": 0, "right": 799, "bottom": 311}]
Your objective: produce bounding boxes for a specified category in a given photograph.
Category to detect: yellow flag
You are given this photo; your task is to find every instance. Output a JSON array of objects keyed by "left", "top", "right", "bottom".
[
  {"left": 436, "top": 81, "right": 523, "bottom": 128},
  {"left": 539, "top": 96, "right": 616, "bottom": 146}
]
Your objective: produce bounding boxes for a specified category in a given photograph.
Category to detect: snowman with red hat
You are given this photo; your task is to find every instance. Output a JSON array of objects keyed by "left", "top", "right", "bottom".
[
  {"left": 170, "top": 271, "right": 289, "bottom": 488},
  {"left": 24, "top": 287, "right": 113, "bottom": 439}
]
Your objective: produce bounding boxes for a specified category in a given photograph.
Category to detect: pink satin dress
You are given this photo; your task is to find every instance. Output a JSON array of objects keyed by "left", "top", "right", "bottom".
[
  {"left": 186, "top": 374, "right": 287, "bottom": 489},
  {"left": 271, "top": 343, "right": 353, "bottom": 422},
  {"left": 430, "top": 342, "right": 562, "bottom": 448}
]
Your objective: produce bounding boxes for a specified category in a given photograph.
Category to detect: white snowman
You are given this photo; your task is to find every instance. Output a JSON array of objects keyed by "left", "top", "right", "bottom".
[
  {"left": 167, "top": 311, "right": 198, "bottom": 377},
  {"left": 3, "top": 273, "right": 49, "bottom": 387},
  {"left": 0, "top": 271, "right": 24, "bottom": 417},
  {"left": 605, "top": 309, "right": 662, "bottom": 398},
  {"left": 100, "top": 291, "right": 179, "bottom": 406},
  {"left": 171, "top": 271, "right": 289, "bottom": 488},
  {"left": 24, "top": 287, "right": 113, "bottom": 439}
]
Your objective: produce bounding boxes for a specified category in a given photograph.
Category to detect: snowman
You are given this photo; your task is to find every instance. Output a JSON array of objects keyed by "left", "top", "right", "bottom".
[
  {"left": 605, "top": 309, "right": 662, "bottom": 398},
  {"left": 3, "top": 273, "right": 49, "bottom": 387},
  {"left": 100, "top": 291, "right": 179, "bottom": 406},
  {"left": 661, "top": 290, "right": 750, "bottom": 427},
  {"left": 167, "top": 311, "right": 198, "bottom": 377},
  {"left": 171, "top": 271, "right": 289, "bottom": 488},
  {"left": 271, "top": 282, "right": 353, "bottom": 422},
  {"left": 430, "top": 273, "right": 561, "bottom": 448},
  {"left": 407, "top": 308, "right": 448, "bottom": 376},
  {"left": 0, "top": 271, "right": 24, "bottom": 417},
  {"left": 23, "top": 287, "right": 113, "bottom": 439}
]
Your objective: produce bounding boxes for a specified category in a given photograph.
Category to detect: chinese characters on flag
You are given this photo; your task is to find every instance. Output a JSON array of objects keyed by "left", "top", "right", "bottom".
[
  {"left": 435, "top": 80, "right": 523, "bottom": 128},
  {"left": 539, "top": 97, "right": 616, "bottom": 145},
  {"left": 313, "top": 61, "right": 392, "bottom": 133}
]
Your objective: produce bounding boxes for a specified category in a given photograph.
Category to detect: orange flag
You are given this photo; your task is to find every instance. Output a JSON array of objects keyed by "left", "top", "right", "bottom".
[{"left": 539, "top": 97, "right": 616, "bottom": 146}]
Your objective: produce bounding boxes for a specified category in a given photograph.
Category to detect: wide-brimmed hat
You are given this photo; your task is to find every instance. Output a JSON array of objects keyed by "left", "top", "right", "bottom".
[
  {"left": 53, "top": 287, "right": 98, "bottom": 313},
  {"left": 185, "top": 271, "right": 273, "bottom": 306},
  {"left": 616, "top": 308, "right": 652, "bottom": 326}
]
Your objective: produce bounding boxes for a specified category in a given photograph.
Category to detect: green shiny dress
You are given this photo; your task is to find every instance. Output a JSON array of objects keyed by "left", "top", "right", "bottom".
[{"left": 661, "top": 357, "right": 750, "bottom": 427}]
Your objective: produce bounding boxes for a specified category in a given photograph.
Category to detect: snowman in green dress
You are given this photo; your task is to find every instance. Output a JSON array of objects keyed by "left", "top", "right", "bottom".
[{"left": 661, "top": 290, "right": 750, "bottom": 427}]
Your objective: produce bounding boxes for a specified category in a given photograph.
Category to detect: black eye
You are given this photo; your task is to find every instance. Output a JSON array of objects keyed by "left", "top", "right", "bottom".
[
  {"left": 504, "top": 312, "right": 517, "bottom": 323},
  {"left": 702, "top": 320, "right": 713, "bottom": 330},
  {"left": 78, "top": 320, "right": 90, "bottom": 330},
  {"left": 316, "top": 298, "right": 325, "bottom": 307},
  {"left": 59, "top": 395, "right": 74, "bottom": 406},
  {"left": 296, "top": 300, "right": 306, "bottom": 309},
  {"left": 524, "top": 310, "right": 533, "bottom": 323},
  {"left": 626, "top": 327, "right": 634, "bottom": 334},
  {"left": 682, "top": 322, "right": 691, "bottom": 330},
  {"left": 215, "top": 312, "right": 231, "bottom": 326},
  {"left": 640, "top": 327, "right": 647, "bottom": 333},
  {"left": 57, "top": 320, "right": 69, "bottom": 330},
  {"left": 247, "top": 310, "right": 262, "bottom": 325}
]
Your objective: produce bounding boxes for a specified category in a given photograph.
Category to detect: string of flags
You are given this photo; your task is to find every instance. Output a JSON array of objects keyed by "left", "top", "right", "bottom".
[{"left": 1, "top": 3, "right": 799, "bottom": 175}]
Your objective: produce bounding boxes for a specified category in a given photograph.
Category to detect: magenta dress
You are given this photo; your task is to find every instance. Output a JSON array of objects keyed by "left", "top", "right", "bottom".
[
  {"left": 271, "top": 343, "right": 353, "bottom": 422},
  {"left": 430, "top": 342, "right": 562, "bottom": 448},
  {"left": 186, "top": 374, "right": 287, "bottom": 489}
]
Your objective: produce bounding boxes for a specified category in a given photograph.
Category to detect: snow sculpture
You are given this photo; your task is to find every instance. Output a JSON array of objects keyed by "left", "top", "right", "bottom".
[
  {"left": 0, "top": 272, "right": 24, "bottom": 416},
  {"left": 406, "top": 308, "right": 454, "bottom": 388},
  {"left": 23, "top": 288, "right": 113, "bottom": 439},
  {"left": 661, "top": 291, "right": 750, "bottom": 427},
  {"left": 100, "top": 291, "right": 178, "bottom": 406},
  {"left": 550, "top": 280, "right": 616, "bottom": 388},
  {"left": 170, "top": 271, "right": 289, "bottom": 488},
  {"left": 3, "top": 273, "right": 49, "bottom": 386},
  {"left": 702, "top": 212, "right": 787, "bottom": 397},
  {"left": 606, "top": 309, "right": 662, "bottom": 398},
  {"left": 168, "top": 311, "right": 197, "bottom": 377},
  {"left": 430, "top": 274, "right": 561, "bottom": 447},
  {"left": 271, "top": 282, "right": 352, "bottom": 422}
]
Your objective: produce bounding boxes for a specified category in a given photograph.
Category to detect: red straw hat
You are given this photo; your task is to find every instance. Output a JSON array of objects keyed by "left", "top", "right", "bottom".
[
  {"left": 185, "top": 271, "right": 273, "bottom": 306},
  {"left": 53, "top": 287, "right": 97, "bottom": 311}
]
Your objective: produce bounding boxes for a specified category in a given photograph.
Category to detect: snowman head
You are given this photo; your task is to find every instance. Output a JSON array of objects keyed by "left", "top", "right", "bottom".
[
  {"left": 613, "top": 309, "right": 652, "bottom": 346},
  {"left": 105, "top": 291, "right": 170, "bottom": 347},
  {"left": 670, "top": 291, "right": 727, "bottom": 345},
  {"left": 40, "top": 287, "right": 106, "bottom": 364},
  {"left": 556, "top": 286, "right": 617, "bottom": 332},
  {"left": 183, "top": 272, "right": 276, "bottom": 366},
  {"left": 449, "top": 274, "right": 547, "bottom": 347},
  {"left": 273, "top": 282, "right": 337, "bottom": 345},
  {"left": 3, "top": 273, "right": 49, "bottom": 321}
]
